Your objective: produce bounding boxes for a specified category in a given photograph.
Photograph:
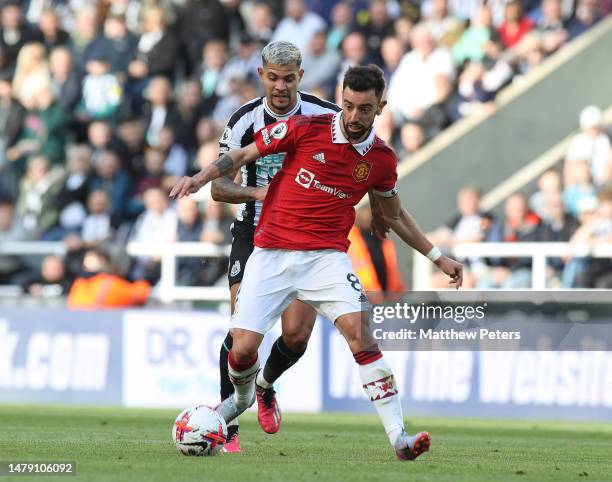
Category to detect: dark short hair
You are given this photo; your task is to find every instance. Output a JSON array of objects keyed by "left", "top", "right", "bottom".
[{"left": 342, "top": 64, "right": 386, "bottom": 99}]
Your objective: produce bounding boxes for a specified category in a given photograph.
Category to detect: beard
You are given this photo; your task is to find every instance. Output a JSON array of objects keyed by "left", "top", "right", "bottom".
[{"left": 343, "top": 119, "right": 374, "bottom": 141}]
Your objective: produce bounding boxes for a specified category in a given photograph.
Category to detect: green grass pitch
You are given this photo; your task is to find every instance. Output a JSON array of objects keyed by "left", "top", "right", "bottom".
[{"left": 0, "top": 405, "right": 610, "bottom": 482}]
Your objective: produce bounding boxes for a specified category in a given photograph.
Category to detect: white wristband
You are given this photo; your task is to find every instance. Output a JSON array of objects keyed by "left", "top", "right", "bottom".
[{"left": 426, "top": 247, "right": 442, "bottom": 262}]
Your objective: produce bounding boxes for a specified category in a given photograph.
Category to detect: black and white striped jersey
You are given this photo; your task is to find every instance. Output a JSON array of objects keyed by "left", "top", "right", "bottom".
[{"left": 218, "top": 91, "right": 340, "bottom": 238}]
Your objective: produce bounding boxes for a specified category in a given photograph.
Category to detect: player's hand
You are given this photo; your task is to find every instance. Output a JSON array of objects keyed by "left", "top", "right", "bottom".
[
  {"left": 434, "top": 256, "right": 463, "bottom": 289},
  {"left": 169, "top": 176, "right": 200, "bottom": 199},
  {"left": 252, "top": 185, "right": 268, "bottom": 202},
  {"left": 371, "top": 215, "right": 391, "bottom": 239}
]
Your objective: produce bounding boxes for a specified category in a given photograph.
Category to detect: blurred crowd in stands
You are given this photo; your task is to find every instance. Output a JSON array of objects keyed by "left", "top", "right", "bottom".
[
  {"left": 0, "top": 0, "right": 610, "bottom": 299},
  {"left": 429, "top": 105, "right": 612, "bottom": 288}
]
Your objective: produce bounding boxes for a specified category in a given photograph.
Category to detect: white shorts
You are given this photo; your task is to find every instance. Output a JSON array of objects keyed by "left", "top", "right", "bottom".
[{"left": 231, "top": 247, "right": 367, "bottom": 334}]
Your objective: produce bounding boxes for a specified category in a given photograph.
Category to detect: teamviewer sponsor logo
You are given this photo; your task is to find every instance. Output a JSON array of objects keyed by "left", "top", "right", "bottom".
[
  {"left": 294, "top": 168, "right": 351, "bottom": 199},
  {"left": 295, "top": 168, "right": 315, "bottom": 188},
  {"left": 312, "top": 180, "right": 351, "bottom": 199}
]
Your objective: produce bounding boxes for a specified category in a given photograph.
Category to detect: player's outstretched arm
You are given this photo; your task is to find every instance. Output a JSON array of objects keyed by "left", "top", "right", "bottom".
[
  {"left": 375, "top": 193, "right": 464, "bottom": 289},
  {"left": 211, "top": 170, "right": 268, "bottom": 204},
  {"left": 169, "top": 143, "right": 261, "bottom": 199}
]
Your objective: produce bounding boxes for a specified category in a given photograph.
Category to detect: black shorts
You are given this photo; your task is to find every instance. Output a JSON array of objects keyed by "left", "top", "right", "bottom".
[{"left": 227, "top": 230, "right": 254, "bottom": 287}]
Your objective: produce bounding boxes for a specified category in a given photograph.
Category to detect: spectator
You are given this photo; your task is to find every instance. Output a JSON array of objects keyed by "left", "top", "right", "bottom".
[
  {"left": 212, "top": 76, "right": 255, "bottom": 127},
  {"left": 0, "top": 199, "right": 28, "bottom": 283},
  {"left": 191, "top": 140, "right": 221, "bottom": 204},
  {"left": 132, "top": 146, "right": 166, "bottom": 200},
  {"left": 16, "top": 254, "right": 72, "bottom": 297},
  {"left": 47, "top": 144, "right": 93, "bottom": 240},
  {"left": 83, "top": 13, "right": 138, "bottom": 80},
  {"left": 498, "top": 0, "right": 535, "bottom": 48},
  {"left": 567, "top": 0, "right": 602, "bottom": 39},
  {"left": 71, "top": 7, "right": 98, "bottom": 66},
  {"left": 421, "top": 0, "right": 464, "bottom": 46},
  {"left": 335, "top": 31, "right": 371, "bottom": 99},
  {"left": 127, "top": 6, "right": 178, "bottom": 82},
  {"left": 421, "top": 73, "right": 455, "bottom": 138},
  {"left": 0, "top": 74, "right": 24, "bottom": 201},
  {"left": 49, "top": 46, "right": 81, "bottom": 113},
  {"left": 142, "top": 76, "right": 184, "bottom": 148},
  {"left": 568, "top": 188, "right": 612, "bottom": 287},
  {"left": 176, "top": 0, "right": 231, "bottom": 76},
  {"left": 129, "top": 186, "right": 178, "bottom": 282},
  {"left": 564, "top": 105, "right": 611, "bottom": 187},
  {"left": 15, "top": 155, "right": 63, "bottom": 237},
  {"left": 535, "top": 0, "right": 568, "bottom": 56},
  {"left": 452, "top": 5, "right": 499, "bottom": 65},
  {"left": 175, "top": 196, "right": 204, "bottom": 285},
  {"left": 67, "top": 248, "right": 150, "bottom": 309},
  {"left": 428, "top": 186, "right": 495, "bottom": 288},
  {"left": 564, "top": 159, "right": 598, "bottom": 217},
  {"left": 327, "top": 2, "right": 353, "bottom": 51},
  {"left": 217, "top": 33, "right": 261, "bottom": 96},
  {"left": 428, "top": 186, "right": 495, "bottom": 247},
  {"left": 176, "top": 79, "right": 213, "bottom": 153},
  {"left": 379, "top": 36, "right": 404, "bottom": 84},
  {"left": 399, "top": 122, "right": 426, "bottom": 157},
  {"left": 348, "top": 204, "right": 405, "bottom": 302},
  {"left": 393, "top": 15, "right": 414, "bottom": 50},
  {"left": 199, "top": 200, "right": 232, "bottom": 285},
  {"left": 387, "top": 24, "right": 455, "bottom": 123},
  {"left": 11, "top": 42, "right": 51, "bottom": 107},
  {"left": 271, "top": 0, "right": 327, "bottom": 53},
  {"left": 536, "top": 191, "right": 580, "bottom": 242},
  {"left": 357, "top": 0, "right": 395, "bottom": 65},
  {"left": 197, "top": 38, "right": 228, "bottom": 100},
  {"left": 12, "top": 86, "right": 69, "bottom": 169},
  {"left": 87, "top": 120, "right": 130, "bottom": 170},
  {"left": 453, "top": 60, "right": 502, "bottom": 119},
  {"left": 534, "top": 191, "right": 579, "bottom": 286},
  {"left": 246, "top": 2, "right": 276, "bottom": 45},
  {"left": 80, "top": 189, "right": 113, "bottom": 248},
  {"left": 195, "top": 116, "right": 221, "bottom": 147},
  {"left": 483, "top": 193, "right": 541, "bottom": 288},
  {"left": 446, "top": 0, "right": 482, "bottom": 22},
  {"left": 157, "top": 126, "right": 189, "bottom": 179},
  {"left": 341, "top": 30, "right": 370, "bottom": 68},
  {"left": 79, "top": 54, "right": 123, "bottom": 121},
  {"left": 116, "top": 115, "right": 145, "bottom": 161},
  {"left": 301, "top": 30, "right": 341, "bottom": 96},
  {"left": 89, "top": 149, "right": 132, "bottom": 224},
  {"left": 38, "top": 9, "right": 70, "bottom": 53},
  {"left": 0, "top": 1, "right": 43, "bottom": 77},
  {"left": 529, "top": 169, "right": 562, "bottom": 221}
]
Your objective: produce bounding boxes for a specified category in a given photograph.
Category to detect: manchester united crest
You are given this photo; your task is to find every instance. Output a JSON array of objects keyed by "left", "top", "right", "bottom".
[{"left": 353, "top": 160, "right": 372, "bottom": 182}]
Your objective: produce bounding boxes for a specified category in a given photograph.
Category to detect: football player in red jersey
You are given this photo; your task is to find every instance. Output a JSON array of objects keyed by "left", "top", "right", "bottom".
[
  {"left": 171, "top": 65, "right": 463, "bottom": 461},
  {"left": 211, "top": 41, "right": 349, "bottom": 450}
]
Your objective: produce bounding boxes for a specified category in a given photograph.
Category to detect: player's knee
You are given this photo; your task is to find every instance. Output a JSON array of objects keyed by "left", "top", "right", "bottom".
[
  {"left": 230, "top": 340, "right": 258, "bottom": 364},
  {"left": 281, "top": 330, "right": 309, "bottom": 353}
]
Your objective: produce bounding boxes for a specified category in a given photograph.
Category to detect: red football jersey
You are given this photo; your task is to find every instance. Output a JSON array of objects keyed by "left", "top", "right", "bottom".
[{"left": 253, "top": 112, "right": 398, "bottom": 252}]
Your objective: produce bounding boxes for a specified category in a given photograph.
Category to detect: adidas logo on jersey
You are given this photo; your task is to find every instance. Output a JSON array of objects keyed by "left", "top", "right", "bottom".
[{"left": 313, "top": 152, "right": 326, "bottom": 163}]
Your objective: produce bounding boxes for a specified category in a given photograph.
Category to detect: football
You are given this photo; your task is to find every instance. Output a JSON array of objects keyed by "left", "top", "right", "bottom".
[{"left": 172, "top": 405, "right": 227, "bottom": 456}]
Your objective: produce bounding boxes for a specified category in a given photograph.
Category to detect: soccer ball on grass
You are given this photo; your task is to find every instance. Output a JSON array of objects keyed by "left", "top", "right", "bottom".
[{"left": 172, "top": 405, "right": 227, "bottom": 456}]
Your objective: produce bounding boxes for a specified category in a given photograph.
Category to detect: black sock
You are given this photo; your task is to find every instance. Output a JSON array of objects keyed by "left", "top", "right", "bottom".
[
  {"left": 219, "top": 332, "right": 234, "bottom": 401},
  {"left": 262, "top": 336, "right": 306, "bottom": 386}
]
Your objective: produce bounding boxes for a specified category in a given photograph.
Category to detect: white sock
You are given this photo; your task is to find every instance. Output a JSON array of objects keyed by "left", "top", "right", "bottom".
[
  {"left": 256, "top": 370, "right": 273, "bottom": 389},
  {"left": 358, "top": 355, "right": 405, "bottom": 446},
  {"left": 228, "top": 352, "right": 259, "bottom": 410}
]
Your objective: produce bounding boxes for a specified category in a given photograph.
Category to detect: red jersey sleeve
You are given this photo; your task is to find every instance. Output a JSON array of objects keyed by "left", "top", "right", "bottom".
[
  {"left": 254, "top": 117, "right": 298, "bottom": 158},
  {"left": 372, "top": 149, "right": 399, "bottom": 198}
]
